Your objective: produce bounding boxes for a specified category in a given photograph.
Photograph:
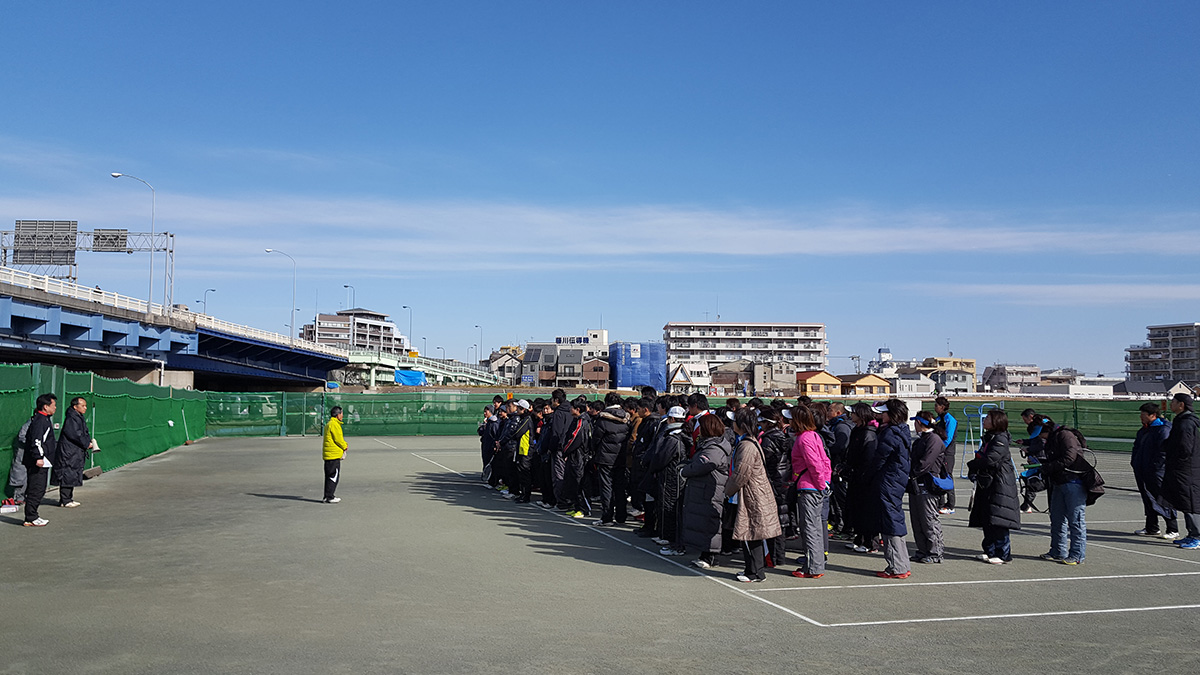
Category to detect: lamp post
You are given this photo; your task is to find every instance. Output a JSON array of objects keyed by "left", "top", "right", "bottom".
[
  {"left": 475, "top": 324, "right": 483, "bottom": 359},
  {"left": 343, "top": 284, "right": 355, "bottom": 308},
  {"left": 422, "top": 336, "right": 427, "bottom": 356},
  {"left": 265, "top": 249, "right": 297, "bottom": 344},
  {"left": 436, "top": 346, "right": 445, "bottom": 360},
  {"left": 469, "top": 344, "right": 476, "bottom": 364},
  {"left": 110, "top": 172, "right": 156, "bottom": 311},
  {"left": 402, "top": 305, "right": 413, "bottom": 351},
  {"left": 196, "top": 288, "right": 216, "bottom": 315}
]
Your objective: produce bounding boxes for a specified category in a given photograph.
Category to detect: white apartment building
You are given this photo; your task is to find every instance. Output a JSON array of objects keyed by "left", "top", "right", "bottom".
[
  {"left": 981, "top": 364, "right": 1041, "bottom": 393},
  {"left": 301, "top": 308, "right": 408, "bottom": 353},
  {"left": 1127, "top": 323, "right": 1200, "bottom": 383},
  {"left": 663, "top": 322, "right": 827, "bottom": 370}
]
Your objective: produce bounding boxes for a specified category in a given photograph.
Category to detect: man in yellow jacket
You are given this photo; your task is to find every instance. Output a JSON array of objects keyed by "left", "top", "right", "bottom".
[{"left": 322, "top": 406, "right": 347, "bottom": 503}]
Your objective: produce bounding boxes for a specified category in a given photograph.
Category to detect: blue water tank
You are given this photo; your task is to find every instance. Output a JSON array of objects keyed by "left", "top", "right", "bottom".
[{"left": 608, "top": 342, "right": 667, "bottom": 392}]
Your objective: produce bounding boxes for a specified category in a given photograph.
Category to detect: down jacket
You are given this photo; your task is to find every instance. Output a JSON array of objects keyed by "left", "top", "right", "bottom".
[
  {"left": 845, "top": 424, "right": 878, "bottom": 537},
  {"left": 865, "top": 423, "right": 911, "bottom": 537},
  {"left": 1163, "top": 410, "right": 1200, "bottom": 514},
  {"left": 592, "top": 407, "right": 631, "bottom": 467},
  {"left": 51, "top": 406, "right": 91, "bottom": 488},
  {"left": 679, "top": 435, "right": 731, "bottom": 553},
  {"left": 967, "top": 431, "right": 1021, "bottom": 530},
  {"left": 759, "top": 427, "right": 792, "bottom": 528},
  {"left": 909, "top": 430, "right": 947, "bottom": 496},
  {"left": 725, "top": 437, "right": 783, "bottom": 542}
]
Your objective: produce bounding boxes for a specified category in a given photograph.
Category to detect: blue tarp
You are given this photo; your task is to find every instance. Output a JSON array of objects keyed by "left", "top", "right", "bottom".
[{"left": 394, "top": 369, "right": 427, "bottom": 386}]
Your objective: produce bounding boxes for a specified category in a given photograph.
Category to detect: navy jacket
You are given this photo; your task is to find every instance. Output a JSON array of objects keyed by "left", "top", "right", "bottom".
[
  {"left": 867, "top": 423, "right": 911, "bottom": 537},
  {"left": 1131, "top": 418, "right": 1171, "bottom": 485}
]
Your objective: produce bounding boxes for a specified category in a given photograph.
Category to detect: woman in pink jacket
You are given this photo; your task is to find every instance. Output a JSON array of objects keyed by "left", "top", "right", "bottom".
[{"left": 790, "top": 405, "right": 833, "bottom": 578}]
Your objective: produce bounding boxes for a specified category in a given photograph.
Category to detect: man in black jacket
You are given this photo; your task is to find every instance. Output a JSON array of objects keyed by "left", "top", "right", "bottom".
[
  {"left": 560, "top": 399, "right": 593, "bottom": 517},
  {"left": 23, "top": 393, "right": 57, "bottom": 527},
  {"left": 592, "top": 393, "right": 631, "bottom": 526},
  {"left": 542, "top": 389, "right": 575, "bottom": 509},
  {"left": 1163, "top": 393, "right": 1200, "bottom": 549},
  {"left": 1131, "top": 402, "right": 1177, "bottom": 538},
  {"left": 53, "top": 396, "right": 94, "bottom": 508}
]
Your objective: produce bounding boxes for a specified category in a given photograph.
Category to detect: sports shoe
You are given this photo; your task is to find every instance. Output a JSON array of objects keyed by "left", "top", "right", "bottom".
[
  {"left": 938, "top": 507, "right": 955, "bottom": 515},
  {"left": 987, "top": 557, "right": 1009, "bottom": 565},
  {"left": 592, "top": 520, "right": 617, "bottom": 527},
  {"left": 1061, "top": 558, "right": 1083, "bottom": 565},
  {"left": 1175, "top": 536, "right": 1197, "bottom": 546},
  {"left": 627, "top": 508, "right": 644, "bottom": 518},
  {"left": 791, "top": 571, "right": 824, "bottom": 578},
  {"left": 499, "top": 489, "right": 510, "bottom": 496},
  {"left": 735, "top": 573, "right": 764, "bottom": 583},
  {"left": 1039, "top": 553, "right": 1065, "bottom": 562},
  {"left": 659, "top": 547, "right": 687, "bottom": 556},
  {"left": 853, "top": 545, "right": 869, "bottom": 553},
  {"left": 845, "top": 542, "right": 858, "bottom": 550},
  {"left": 61, "top": 501, "right": 80, "bottom": 508},
  {"left": 653, "top": 537, "right": 670, "bottom": 546},
  {"left": 876, "top": 570, "right": 911, "bottom": 579},
  {"left": 23, "top": 518, "right": 49, "bottom": 527},
  {"left": 919, "top": 556, "right": 943, "bottom": 564},
  {"left": 536, "top": 501, "right": 554, "bottom": 509},
  {"left": 691, "top": 559, "right": 712, "bottom": 569},
  {"left": 571, "top": 511, "right": 588, "bottom": 519},
  {"left": 324, "top": 497, "right": 341, "bottom": 504},
  {"left": 1021, "top": 506, "right": 1035, "bottom": 514},
  {"left": 977, "top": 553, "right": 993, "bottom": 562},
  {"left": 1180, "top": 539, "right": 1200, "bottom": 550},
  {"left": 1163, "top": 531, "right": 1181, "bottom": 540},
  {"left": 1134, "top": 528, "right": 1161, "bottom": 536}
]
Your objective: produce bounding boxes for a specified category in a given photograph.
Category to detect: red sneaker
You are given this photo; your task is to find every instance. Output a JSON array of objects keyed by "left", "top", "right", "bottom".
[
  {"left": 876, "top": 570, "right": 911, "bottom": 579},
  {"left": 791, "top": 571, "right": 824, "bottom": 578}
]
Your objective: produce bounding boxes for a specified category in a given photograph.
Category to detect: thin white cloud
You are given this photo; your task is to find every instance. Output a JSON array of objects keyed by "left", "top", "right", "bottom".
[{"left": 916, "top": 283, "right": 1200, "bottom": 306}]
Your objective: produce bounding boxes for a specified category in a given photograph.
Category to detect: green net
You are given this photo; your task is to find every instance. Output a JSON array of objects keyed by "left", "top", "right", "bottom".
[
  {"left": 914, "top": 399, "right": 1148, "bottom": 452},
  {"left": 2, "top": 364, "right": 205, "bottom": 496}
]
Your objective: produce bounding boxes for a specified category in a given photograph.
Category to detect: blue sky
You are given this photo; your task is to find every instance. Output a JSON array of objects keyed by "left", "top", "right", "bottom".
[{"left": 2, "top": 2, "right": 1198, "bottom": 375}]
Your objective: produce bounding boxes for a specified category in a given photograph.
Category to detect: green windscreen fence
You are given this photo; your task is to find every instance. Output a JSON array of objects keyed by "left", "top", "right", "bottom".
[
  {"left": 1, "top": 364, "right": 205, "bottom": 495},
  {"left": 205, "top": 391, "right": 602, "bottom": 438},
  {"left": 915, "top": 399, "right": 1148, "bottom": 452}
]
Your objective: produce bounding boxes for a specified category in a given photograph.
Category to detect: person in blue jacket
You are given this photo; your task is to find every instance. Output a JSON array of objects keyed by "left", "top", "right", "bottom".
[
  {"left": 1131, "top": 402, "right": 1177, "bottom": 539},
  {"left": 934, "top": 397, "right": 959, "bottom": 514}
]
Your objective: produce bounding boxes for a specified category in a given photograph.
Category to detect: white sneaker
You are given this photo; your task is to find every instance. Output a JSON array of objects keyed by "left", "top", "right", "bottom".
[
  {"left": 325, "top": 497, "right": 341, "bottom": 504},
  {"left": 23, "top": 517, "right": 49, "bottom": 527},
  {"left": 659, "top": 547, "right": 687, "bottom": 557},
  {"left": 653, "top": 537, "right": 670, "bottom": 546},
  {"left": 63, "top": 501, "right": 80, "bottom": 508},
  {"left": 1134, "top": 528, "right": 1159, "bottom": 536},
  {"left": 692, "top": 559, "right": 712, "bottom": 569},
  {"left": 1163, "top": 531, "right": 1181, "bottom": 540}
]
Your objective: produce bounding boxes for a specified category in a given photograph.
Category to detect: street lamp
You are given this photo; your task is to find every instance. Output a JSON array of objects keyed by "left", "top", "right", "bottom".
[
  {"left": 110, "top": 172, "right": 157, "bottom": 310},
  {"left": 475, "top": 324, "right": 483, "bottom": 359},
  {"left": 422, "top": 336, "right": 427, "bottom": 356},
  {"left": 436, "top": 346, "right": 445, "bottom": 360},
  {"left": 196, "top": 288, "right": 216, "bottom": 315},
  {"left": 343, "top": 284, "right": 355, "bottom": 308},
  {"left": 402, "top": 305, "right": 413, "bottom": 351},
  {"left": 265, "top": 249, "right": 297, "bottom": 344}
]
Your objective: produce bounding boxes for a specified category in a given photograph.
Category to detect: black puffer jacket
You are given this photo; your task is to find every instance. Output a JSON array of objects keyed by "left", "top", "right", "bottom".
[
  {"left": 967, "top": 431, "right": 1021, "bottom": 530},
  {"left": 909, "top": 431, "right": 947, "bottom": 496},
  {"left": 759, "top": 427, "right": 792, "bottom": 527},
  {"left": 592, "top": 407, "right": 631, "bottom": 467},
  {"left": 679, "top": 435, "right": 731, "bottom": 553},
  {"left": 845, "top": 425, "right": 878, "bottom": 535},
  {"left": 866, "top": 424, "right": 911, "bottom": 537},
  {"left": 1042, "top": 426, "right": 1091, "bottom": 485},
  {"left": 52, "top": 407, "right": 91, "bottom": 488},
  {"left": 1163, "top": 410, "right": 1200, "bottom": 513}
]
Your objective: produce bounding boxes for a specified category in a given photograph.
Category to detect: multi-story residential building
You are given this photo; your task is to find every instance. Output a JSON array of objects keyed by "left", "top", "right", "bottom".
[
  {"left": 896, "top": 356, "right": 977, "bottom": 393},
  {"left": 866, "top": 347, "right": 922, "bottom": 378},
  {"left": 300, "top": 308, "right": 408, "bottom": 353},
  {"left": 555, "top": 329, "right": 609, "bottom": 361},
  {"left": 890, "top": 373, "right": 936, "bottom": 396},
  {"left": 1126, "top": 323, "right": 1200, "bottom": 383},
  {"left": 981, "top": 364, "right": 1040, "bottom": 393},
  {"left": 520, "top": 342, "right": 558, "bottom": 386},
  {"left": 663, "top": 322, "right": 827, "bottom": 370},
  {"left": 582, "top": 358, "right": 610, "bottom": 388},
  {"left": 556, "top": 348, "right": 584, "bottom": 389}
]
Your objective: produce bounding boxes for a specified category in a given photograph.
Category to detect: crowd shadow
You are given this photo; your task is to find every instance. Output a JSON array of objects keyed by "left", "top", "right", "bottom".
[{"left": 406, "top": 472, "right": 697, "bottom": 577}]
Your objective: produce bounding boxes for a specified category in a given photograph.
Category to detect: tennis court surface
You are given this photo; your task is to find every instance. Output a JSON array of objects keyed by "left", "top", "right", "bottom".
[{"left": 3, "top": 436, "right": 1199, "bottom": 673}]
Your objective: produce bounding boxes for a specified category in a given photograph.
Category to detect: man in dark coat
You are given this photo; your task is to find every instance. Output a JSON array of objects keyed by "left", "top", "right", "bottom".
[
  {"left": 592, "top": 393, "right": 631, "bottom": 526},
  {"left": 543, "top": 389, "right": 576, "bottom": 509},
  {"left": 679, "top": 417, "right": 731, "bottom": 568},
  {"left": 1162, "top": 393, "right": 1200, "bottom": 549},
  {"left": 52, "top": 396, "right": 93, "bottom": 508},
  {"left": 22, "top": 393, "right": 57, "bottom": 527},
  {"left": 868, "top": 400, "right": 912, "bottom": 578},
  {"left": 1131, "top": 402, "right": 1176, "bottom": 538}
]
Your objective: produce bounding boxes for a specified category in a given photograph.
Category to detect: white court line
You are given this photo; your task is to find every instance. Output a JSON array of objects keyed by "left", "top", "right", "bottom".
[
  {"left": 409, "top": 451, "right": 826, "bottom": 627},
  {"left": 410, "top": 452, "right": 465, "bottom": 477},
  {"left": 373, "top": 438, "right": 398, "bottom": 449},
  {"left": 1012, "top": 527, "right": 1200, "bottom": 567},
  {"left": 825, "top": 604, "right": 1200, "bottom": 627},
  {"left": 751, "top": 571, "right": 1200, "bottom": 593}
]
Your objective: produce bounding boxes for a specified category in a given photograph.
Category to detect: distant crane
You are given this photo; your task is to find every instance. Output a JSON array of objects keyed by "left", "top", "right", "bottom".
[{"left": 831, "top": 355, "right": 862, "bottom": 374}]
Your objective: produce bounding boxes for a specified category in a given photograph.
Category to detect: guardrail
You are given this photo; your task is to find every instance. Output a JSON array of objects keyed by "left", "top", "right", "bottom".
[
  {"left": 0, "top": 266, "right": 348, "bottom": 359},
  {"left": 347, "top": 350, "right": 500, "bottom": 382}
]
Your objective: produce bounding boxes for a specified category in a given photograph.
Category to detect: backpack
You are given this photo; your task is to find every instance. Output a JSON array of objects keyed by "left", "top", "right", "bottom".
[{"left": 1053, "top": 426, "right": 1105, "bottom": 505}]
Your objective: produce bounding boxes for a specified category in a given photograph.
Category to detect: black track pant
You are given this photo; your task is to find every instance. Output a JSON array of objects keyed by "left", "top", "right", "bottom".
[
  {"left": 323, "top": 459, "right": 341, "bottom": 500},
  {"left": 24, "top": 465, "right": 47, "bottom": 523}
]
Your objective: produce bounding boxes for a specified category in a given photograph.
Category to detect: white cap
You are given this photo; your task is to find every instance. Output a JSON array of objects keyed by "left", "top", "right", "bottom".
[
  {"left": 870, "top": 402, "right": 888, "bottom": 414},
  {"left": 781, "top": 408, "right": 793, "bottom": 420},
  {"left": 516, "top": 400, "right": 531, "bottom": 410},
  {"left": 667, "top": 406, "right": 687, "bottom": 419}
]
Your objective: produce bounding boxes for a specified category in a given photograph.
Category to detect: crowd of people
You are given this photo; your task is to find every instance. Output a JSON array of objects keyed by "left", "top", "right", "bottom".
[{"left": 476, "top": 389, "right": 1200, "bottom": 582}]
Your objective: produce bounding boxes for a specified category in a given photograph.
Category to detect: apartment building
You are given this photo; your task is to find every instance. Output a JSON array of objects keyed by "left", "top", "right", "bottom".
[
  {"left": 663, "top": 322, "right": 827, "bottom": 370},
  {"left": 980, "top": 364, "right": 1041, "bottom": 393},
  {"left": 1126, "top": 323, "right": 1200, "bottom": 383},
  {"left": 300, "top": 308, "right": 407, "bottom": 353}
]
